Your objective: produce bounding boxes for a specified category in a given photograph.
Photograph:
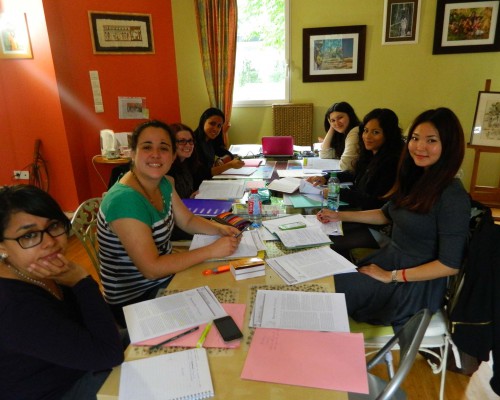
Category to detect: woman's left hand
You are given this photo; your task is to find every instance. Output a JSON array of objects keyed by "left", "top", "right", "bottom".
[
  {"left": 28, "top": 254, "right": 89, "bottom": 286},
  {"left": 358, "top": 264, "right": 392, "bottom": 283}
]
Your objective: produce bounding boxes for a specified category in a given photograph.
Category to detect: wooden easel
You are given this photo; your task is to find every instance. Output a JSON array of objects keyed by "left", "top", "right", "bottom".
[{"left": 467, "top": 79, "right": 500, "bottom": 210}]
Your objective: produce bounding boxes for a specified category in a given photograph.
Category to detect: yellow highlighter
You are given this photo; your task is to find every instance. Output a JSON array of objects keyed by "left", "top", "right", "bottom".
[{"left": 196, "top": 321, "right": 213, "bottom": 348}]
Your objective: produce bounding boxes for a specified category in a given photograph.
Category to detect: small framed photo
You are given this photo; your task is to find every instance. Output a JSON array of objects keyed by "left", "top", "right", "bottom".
[
  {"left": 302, "top": 25, "right": 366, "bottom": 83},
  {"left": 470, "top": 91, "right": 500, "bottom": 147},
  {"left": 88, "top": 11, "right": 154, "bottom": 54},
  {"left": 0, "top": 13, "right": 33, "bottom": 59},
  {"left": 433, "top": 0, "right": 500, "bottom": 54},
  {"left": 118, "top": 97, "right": 148, "bottom": 119},
  {"left": 382, "top": 0, "right": 421, "bottom": 44}
]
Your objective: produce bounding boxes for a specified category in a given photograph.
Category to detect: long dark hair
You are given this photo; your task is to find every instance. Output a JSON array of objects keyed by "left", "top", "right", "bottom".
[
  {"left": 169, "top": 123, "right": 201, "bottom": 171},
  {"left": 356, "top": 108, "right": 404, "bottom": 173},
  {"left": 389, "top": 108, "right": 465, "bottom": 213},
  {"left": 0, "top": 185, "right": 70, "bottom": 241},
  {"left": 194, "top": 107, "right": 226, "bottom": 148},
  {"left": 323, "top": 102, "right": 360, "bottom": 156}
]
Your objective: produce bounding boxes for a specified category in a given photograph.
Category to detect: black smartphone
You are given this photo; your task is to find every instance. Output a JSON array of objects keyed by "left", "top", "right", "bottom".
[{"left": 213, "top": 315, "right": 243, "bottom": 342}]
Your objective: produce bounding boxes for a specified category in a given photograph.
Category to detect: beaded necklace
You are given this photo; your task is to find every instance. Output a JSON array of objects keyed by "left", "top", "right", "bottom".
[
  {"left": 131, "top": 169, "right": 165, "bottom": 211},
  {"left": 7, "top": 264, "right": 62, "bottom": 300}
]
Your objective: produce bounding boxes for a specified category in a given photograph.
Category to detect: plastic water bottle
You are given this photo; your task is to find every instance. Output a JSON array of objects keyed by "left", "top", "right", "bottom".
[
  {"left": 326, "top": 172, "right": 340, "bottom": 211},
  {"left": 247, "top": 188, "right": 262, "bottom": 228}
]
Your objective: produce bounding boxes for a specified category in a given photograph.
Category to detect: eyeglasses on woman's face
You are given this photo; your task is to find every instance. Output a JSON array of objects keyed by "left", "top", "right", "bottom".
[
  {"left": 176, "top": 139, "right": 194, "bottom": 146},
  {"left": 3, "top": 220, "right": 69, "bottom": 249}
]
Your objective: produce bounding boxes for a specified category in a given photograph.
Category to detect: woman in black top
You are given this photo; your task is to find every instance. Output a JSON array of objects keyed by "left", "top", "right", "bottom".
[
  {"left": 309, "top": 108, "right": 404, "bottom": 210},
  {"left": 168, "top": 123, "right": 206, "bottom": 198},
  {"left": 193, "top": 107, "right": 244, "bottom": 177}
]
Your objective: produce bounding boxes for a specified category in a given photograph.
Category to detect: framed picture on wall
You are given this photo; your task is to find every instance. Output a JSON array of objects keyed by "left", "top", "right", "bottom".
[
  {"left": 470, "top": 91, "right": 500, "bottom": 147},
  {"left": 433, "top": 0, "right": 500, "bottom": 54},
  {"left": 382, "top": 0, "right": 421, "bottom": 44},
  {"left": 302, "top": 25, "right": 366, "bottom": 83},
  {"left": 88, "top": 11, "right": 154, "bottom": 54},
  {"left": 0, "top": 13, "right": 33, "bottom": 59}
]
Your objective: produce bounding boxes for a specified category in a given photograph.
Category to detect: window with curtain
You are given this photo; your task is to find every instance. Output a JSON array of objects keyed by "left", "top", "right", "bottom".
[{"left": 233, "top": 0, "right": 289, "bottom": 107}]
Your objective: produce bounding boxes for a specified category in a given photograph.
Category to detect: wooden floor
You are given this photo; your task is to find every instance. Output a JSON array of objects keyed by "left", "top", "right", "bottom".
[{"left": 66, "top": 235, "right": 499, "bottom": 399}]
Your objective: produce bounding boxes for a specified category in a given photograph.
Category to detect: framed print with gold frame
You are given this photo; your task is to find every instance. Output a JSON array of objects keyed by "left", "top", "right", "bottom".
[{"left": 0, "top": 13, "right": 33, "bottom": 59}]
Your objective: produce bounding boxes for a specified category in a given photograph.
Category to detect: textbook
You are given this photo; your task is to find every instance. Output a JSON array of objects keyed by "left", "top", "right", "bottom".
[
  {"left": 230, "top": 257, "right": 266, "bottom": 280},
  {"left": 119, "top": 348, "right": 214, "bottom": 400}
]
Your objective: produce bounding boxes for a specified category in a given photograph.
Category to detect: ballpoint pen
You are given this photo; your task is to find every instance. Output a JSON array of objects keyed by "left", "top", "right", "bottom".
[
  {"left": 196, "top": 321, "right": 213, "bottom": 348},
  {"left": 203, "top": 265, "right": 230, "bottom": 275},
  {"left": 149, "top": 326, "right": 200, "bottom": 352}
]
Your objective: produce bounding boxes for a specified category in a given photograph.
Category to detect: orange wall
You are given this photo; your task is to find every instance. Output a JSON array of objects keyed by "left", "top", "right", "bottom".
[
  {"left": 0, "top": 0, "right": 180, "bottom": 210},
  {"left": 0, "top": 0, "right": 79, "bottom": 210}
]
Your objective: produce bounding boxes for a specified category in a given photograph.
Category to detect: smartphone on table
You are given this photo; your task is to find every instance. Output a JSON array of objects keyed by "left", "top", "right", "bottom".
[
  {"left": 213, "top": 315, "right": 243, "bottom": 342},
  {"left": 279, "top": 221, "right": 306, "bottom": 230}
]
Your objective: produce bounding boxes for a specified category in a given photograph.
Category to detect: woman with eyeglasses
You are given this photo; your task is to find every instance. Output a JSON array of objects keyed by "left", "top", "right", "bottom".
[
  {"left": 168, "top": 123, "right": 207, "bottom": 199},
  {"left": 319, "top": 101, "right": 361, "bottom": 172},
  {"left": 194, "top": 107, "right": 245, "bottom": 177},
  {"left": 0, "top": 184, "right": 123, "bottom": 400}
]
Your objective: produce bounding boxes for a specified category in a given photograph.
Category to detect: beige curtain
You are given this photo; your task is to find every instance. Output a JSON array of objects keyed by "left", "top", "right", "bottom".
[{"left": 194, "top": 0, "right": 237, "bottom": 148}]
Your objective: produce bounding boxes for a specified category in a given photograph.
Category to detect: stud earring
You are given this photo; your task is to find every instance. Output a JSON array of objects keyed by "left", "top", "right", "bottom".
[{"left": 0, "top": 253, "right": 7, "bottom": 261}]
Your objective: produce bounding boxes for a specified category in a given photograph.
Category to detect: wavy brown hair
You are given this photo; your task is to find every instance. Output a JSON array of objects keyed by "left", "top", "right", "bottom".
[{"left": 387, "top": 108, "right": 465, "bottom": 213}]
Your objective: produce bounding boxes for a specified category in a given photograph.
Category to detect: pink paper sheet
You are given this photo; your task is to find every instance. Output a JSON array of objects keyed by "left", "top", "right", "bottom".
[
  {"left": 241, "top": 328, "right": 368, "bottom": 394},
  {"left": 136, "top": 303, "right": 245, "bottom": 349}
]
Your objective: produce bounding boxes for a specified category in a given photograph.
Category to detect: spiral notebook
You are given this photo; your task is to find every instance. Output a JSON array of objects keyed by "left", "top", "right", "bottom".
[{"left": 119, "top": 348, "right": 214, "bottom": 400}]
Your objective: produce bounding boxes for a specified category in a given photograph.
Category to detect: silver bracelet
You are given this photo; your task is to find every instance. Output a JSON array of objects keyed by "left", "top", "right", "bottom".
[{"left": 391, "top": 269, "right": 398, "bottom": 284}]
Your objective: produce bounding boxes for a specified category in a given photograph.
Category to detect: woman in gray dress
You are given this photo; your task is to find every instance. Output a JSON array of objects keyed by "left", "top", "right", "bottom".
[{"left": 317, "top": 107, "right": 471, "bottom": 328}]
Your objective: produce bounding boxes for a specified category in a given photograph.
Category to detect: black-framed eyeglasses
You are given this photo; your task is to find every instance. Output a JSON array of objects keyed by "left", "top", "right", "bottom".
[
  {"left": 3, "top": 221, "right": 69, "bottom": 249},
  {"left": 176, "top": 139, "right": 194, "bottom": 146}
]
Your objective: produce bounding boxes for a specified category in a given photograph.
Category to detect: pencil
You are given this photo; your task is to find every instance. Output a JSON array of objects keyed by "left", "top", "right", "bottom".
[{"left": 149, "top": 326, "right": 199, "bottom": 352}]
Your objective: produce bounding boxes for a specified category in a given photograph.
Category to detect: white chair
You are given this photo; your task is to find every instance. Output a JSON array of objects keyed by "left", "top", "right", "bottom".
[
  {"left": 349, "top": 309, "right": 432, "bottom": 400},
  {"left": 360, "top": 309, "right": 459, "bottom": 400},
  {"left": 70, "top": 197, "right": 102, "bottom": 275}
]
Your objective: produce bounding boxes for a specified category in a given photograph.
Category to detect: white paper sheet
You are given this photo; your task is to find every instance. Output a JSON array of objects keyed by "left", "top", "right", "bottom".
[
  {"left": 302, "top": 158, "right": 341, "bottom": 171},
  {"left": 124, "top": 286, "right": 226, "bottom": 343},
  {"left": 265, "top": 246, "right": 357, "bottom": 285},
  {"left": 189, "top": 230, "right": 261, "bottom": 260},
  {"left": 250, "top": 290, "right": 349, "bottom": 332},
  {"left": 195, "top": 180, "right": 245, "bottom": 199}
]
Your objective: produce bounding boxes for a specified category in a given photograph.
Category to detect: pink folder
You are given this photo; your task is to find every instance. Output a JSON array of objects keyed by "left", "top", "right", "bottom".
[
  {"left": 136, "top": 303, "right": 245, "bottom": 349},
  {"left": 241, "top": 328, "right": 369, "bottom": 394}
]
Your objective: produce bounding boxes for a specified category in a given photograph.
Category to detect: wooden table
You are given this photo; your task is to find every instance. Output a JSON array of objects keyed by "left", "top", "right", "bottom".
[{"left": 97, "top": 242, "right": 348, "bottom": 400}]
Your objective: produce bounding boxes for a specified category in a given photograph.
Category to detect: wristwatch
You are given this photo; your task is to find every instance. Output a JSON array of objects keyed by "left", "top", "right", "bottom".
[{"left": 391, "top": 269, "right": 398, "bottom": 284}]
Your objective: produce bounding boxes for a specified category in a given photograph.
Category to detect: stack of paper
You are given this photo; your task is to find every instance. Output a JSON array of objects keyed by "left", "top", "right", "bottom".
[
  {"left": 265, "top": 246, "right": 357, "bottom": 285},
  {"left": 266, "top": 177, "right": 301, "bottom": 193},
  {"left": 195, "top": 180, "right": 245, "bottom": 199}
]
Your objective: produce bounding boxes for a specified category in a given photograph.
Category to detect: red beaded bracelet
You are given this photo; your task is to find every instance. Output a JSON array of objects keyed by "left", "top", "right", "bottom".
[{"left": 402, "top": 269, "right": 408, "bottom": 283}]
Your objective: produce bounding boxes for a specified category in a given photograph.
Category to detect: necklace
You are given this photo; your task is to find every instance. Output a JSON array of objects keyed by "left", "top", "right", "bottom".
[
  {"left": 131, "top": 169, "right": 165, "bottom": 210},
  {"left": 6, "top": 264, "right": 62, "bottom": 300}
]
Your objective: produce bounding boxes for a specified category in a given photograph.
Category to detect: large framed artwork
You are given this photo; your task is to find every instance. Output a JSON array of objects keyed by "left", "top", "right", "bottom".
[
  {"left": 88, "top": 11, "right": 154, "bottom": 54},
  {"left": 302, "top": 25, "right": 366, "bottom": 83},
  {"left": 0, "top": 13, "right": 33, "bottom": 59},
  {"left": 382, "top": 0, "right": 421, "bottom": 44},
  {"left": 433, "top": 0, "right": 500, "bottom": 54},
  {"left": 470, "top": 91, "right": 500, "bottom": 147}
]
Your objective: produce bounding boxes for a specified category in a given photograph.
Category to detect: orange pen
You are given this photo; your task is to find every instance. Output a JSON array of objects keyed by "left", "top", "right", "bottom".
[{"left": 203, "top": 265, "right": 230, "bottom": 275}]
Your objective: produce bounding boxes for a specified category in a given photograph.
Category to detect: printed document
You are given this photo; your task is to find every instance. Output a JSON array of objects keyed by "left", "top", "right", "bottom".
[
  {"left": 195, "top": 180, "right": 245, "bottom": 199},
  {"left": 266, "top": 246, "right": 357, "bottom": 285},
  {"left": 123, "top": 286, "right": 227, "bottom": 343},
  {"left": 250, "top": 290, "right": 349, "bottom": 332},
  {"left": 189, "top": 230, "right": 262, "bottom": 260},
  {"left": 302, "top": 157, "right": 341, "bottom": 171}
]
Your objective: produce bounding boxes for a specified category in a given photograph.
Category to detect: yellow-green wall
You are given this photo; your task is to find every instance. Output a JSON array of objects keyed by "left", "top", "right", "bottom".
[{"left": 172, "top": 0, "right": 500, "bottom": 190}]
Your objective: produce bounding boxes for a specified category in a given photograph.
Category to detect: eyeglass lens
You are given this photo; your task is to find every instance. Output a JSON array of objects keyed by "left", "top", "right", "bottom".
[
  {"left": 18, "top": 221, "right": 68, "bottom": 249},
  {"left": 176, "top": 139, "right": 194, "bottom": 145}
]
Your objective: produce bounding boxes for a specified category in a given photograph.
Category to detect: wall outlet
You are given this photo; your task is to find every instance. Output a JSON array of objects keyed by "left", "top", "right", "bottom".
[{"left": 13, "top": 170, "right": 29, "bottom": 180}]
